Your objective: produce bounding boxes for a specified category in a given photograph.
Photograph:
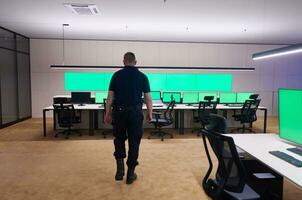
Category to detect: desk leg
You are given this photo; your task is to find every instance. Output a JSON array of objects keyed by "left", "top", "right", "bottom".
[
  {"left": 43, "top": 109, "right": 47, "bottom": 137},
  {"left": 53, "top": 110, "right": 57, "bottom": 131},
  {"left": 264, "top": 109, "right": 267, "bottom": 133},
  {"left": 174, "top": 110, "right": 179, "bottom": 129},
  {"left": 179, "top": 110, "right": 185, "bottom": 135},
  {"left": 89, "top": 110, "right": 95, "bottom": 136}
]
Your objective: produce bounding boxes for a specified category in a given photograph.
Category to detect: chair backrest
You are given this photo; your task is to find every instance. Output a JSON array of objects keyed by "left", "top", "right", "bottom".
[
  {"left": 249, "top": 94, "right": 259, "bottom": 100},
  {"left": 240, "top": 99, "right": 261, "bottom": 123},
  {"left": 163, "top": 100, "right": 175, "bottom": 121},
  {"left": 197, "top": 96, "right": 217, "bottom": 123},
  {"left": 201, "top": 129, "right": 247, "bottom": 199},
  {"left": 53, "top": 97, "right": 70, "bottom": 104},
  {"left": 53, "top": 104, "right": 75, "bottom": 126},
  {"left": 205, "top": 114, "right": 227, "bottom": 134}
]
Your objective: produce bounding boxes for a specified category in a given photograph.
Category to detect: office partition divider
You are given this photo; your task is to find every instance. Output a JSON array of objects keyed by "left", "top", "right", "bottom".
[{"left": 0, "top": 27, "right": 31, "bottom": 128}]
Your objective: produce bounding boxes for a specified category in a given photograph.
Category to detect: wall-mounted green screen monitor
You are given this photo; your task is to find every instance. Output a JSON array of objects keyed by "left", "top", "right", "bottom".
[
  {"left": 199, "top": 92, "right": 217, "bottom": 102},
  {"left": 95, "top": 91, "right": 108, "bottom": 104},
  {"left": 162, "top": 92, "right": 181, "bottom": 103},
  {"left": 64, "top": 72, "right": 113, "bottom": 91},
  {"left": 182, "top": 92, "right": 199, "bottom": 104},
  {"left": 219, "top": 92, "right": 237, "bottom": 104},
  {"left": 65, "top": 72, "right": 232, "bottom": 92},
  {"left": 236, "top": 92, "right": 253, "bottom": 103},
  {"left": 279, "top": 89, "right": 302, "bottom": 146},
  {"left": 150, "top": 91, "right": 161, "bottom": 100}
]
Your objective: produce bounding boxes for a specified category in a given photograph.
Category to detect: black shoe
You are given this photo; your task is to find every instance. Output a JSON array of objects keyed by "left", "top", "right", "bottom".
[
  {"left": 126, "top": 168, "right": 137, "bottom": 184},
  {"left": 115, "top": 159, "right": 124, "bottom": 181}
]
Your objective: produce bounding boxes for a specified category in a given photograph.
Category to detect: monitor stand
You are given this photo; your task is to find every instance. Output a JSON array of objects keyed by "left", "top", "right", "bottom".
[{"left": 287, "top": 147, "right": 302, "bottom": 156}]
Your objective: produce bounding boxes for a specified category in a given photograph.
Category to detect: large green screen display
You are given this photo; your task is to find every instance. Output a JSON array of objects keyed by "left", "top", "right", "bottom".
[
  {"left": 65, "top": 72, "right": 232, "bottom": 92},
  {"left": 236, "top": 92, "right": 253, "bottom": 103},
  {"left": 279, "top": 89, "right": 302, "bottom": 145}
]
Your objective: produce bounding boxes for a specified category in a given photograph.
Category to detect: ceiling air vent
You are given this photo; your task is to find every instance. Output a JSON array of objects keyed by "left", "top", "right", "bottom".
[{"left": 64, "top": 3, "right": 100, "bottom": 15}]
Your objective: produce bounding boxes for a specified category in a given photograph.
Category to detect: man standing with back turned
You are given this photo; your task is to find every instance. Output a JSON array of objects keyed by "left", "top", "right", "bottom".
[{"left": 104, "top": 52, "right": 153, "bottom": 184}]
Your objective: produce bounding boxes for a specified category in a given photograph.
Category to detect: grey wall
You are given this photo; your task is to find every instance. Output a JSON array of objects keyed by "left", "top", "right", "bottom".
[{"left": 30, "top": 39, "right": 302, "bottom": 117}]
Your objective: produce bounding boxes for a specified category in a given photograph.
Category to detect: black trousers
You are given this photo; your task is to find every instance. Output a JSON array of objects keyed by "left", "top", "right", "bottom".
[{"left": 112, "top": 105, "right": 144, "bottom": 168}]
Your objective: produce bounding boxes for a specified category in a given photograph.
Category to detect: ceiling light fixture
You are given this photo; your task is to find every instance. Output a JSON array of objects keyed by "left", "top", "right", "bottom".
[
  {"left": 50, "top": 65, "right": 254, "bottom": 71},
  {"left": 252, "top": 43, "right": 302, "bottom": 60},
  {"left": 62, "top": 23, "right": 69, "bottom": 65}
]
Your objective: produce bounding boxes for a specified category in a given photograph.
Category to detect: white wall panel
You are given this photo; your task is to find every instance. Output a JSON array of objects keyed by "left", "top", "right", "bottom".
[{"left": 30, "top": 39, "right": 302, "bottom": 117}]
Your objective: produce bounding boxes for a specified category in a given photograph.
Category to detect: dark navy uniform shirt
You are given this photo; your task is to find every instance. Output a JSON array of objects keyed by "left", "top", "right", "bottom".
[{"left": 109, "top": 66, "right": 150, "bottom": 107}]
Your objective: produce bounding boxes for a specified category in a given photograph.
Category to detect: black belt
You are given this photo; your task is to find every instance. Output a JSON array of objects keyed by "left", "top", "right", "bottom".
[{"left": 113, "top": 104, "right": 142, "bottom": 111}]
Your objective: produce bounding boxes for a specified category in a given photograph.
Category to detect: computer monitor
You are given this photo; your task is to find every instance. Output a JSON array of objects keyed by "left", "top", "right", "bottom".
[
  {"left": 219, "top": 92, "right": 237, "bottom": 104},
  {"left": 162, "top": 92, "right": 181, "bottom": 103},
  {"left": 150, "top": 91, "right": 161, "bottom": 100},
  {"left": 182, "top": 92, "right": 199, "bottom": 104},
  {"left": 236, "top": 92, "right": 254, "bottom": 103},
  {"left": 71, "top": 92, "right": 91, "bottom": 106},
  {"left": 199, "top": 92, "right": 217, "bottom": 102},
  {"left": 95, "top": 91, "right": 108, "bottom": 104},
  {"left": 279, "top": 89, "right": 302, "bottom": 147}
]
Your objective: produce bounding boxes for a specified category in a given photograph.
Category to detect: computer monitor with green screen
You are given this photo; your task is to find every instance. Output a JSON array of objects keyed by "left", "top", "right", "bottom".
[
  {"left": 199, "top": 92, "right": 217, "bottom": 102},
  {"left": 279, "top": 89, "right": 302, "bottom": 146},
  {"left": 162, "top": 92, "right": 181, "bottom": 103},
  {"left": 95, "top": 91, "right": 108, "bottom": 104},
  {"left": 182, "top": 92, "right": 199, "bottom": 104},
  {"left": 236, "top": 92, "right": 253, "bottom": 103},
  {"left": 150, "top": 91, "right": 161, "bottom": 100},
  {"left": 219, "top": 92, "right": 237, "bottom": 104}
]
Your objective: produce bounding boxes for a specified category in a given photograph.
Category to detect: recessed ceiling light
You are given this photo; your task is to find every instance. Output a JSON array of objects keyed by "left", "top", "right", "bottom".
[{"left": 63, "top": 3, "right": 100, "bottom": 15}]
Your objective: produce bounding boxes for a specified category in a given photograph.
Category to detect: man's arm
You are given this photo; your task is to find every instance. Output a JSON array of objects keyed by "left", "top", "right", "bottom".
[
  {"left": 144, "top": 92, "right": 153, "bottom": 122},
  {"left": 104, "top": 91, "right": 114, "bottom": 124}
]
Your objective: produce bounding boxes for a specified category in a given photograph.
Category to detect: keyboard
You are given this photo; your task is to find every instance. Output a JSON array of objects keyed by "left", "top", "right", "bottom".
[
  {"left": 226, "top": 104, "right": 243, "bottom": 107},
  {"left": 287, "top": 147, "right": 302, "bottom": 156},
  {"left": 153, "top": 105, "right": 164, "bottom": 107},
  {"left": 269, "top": 151, "right": 302, "bottom": 167}
]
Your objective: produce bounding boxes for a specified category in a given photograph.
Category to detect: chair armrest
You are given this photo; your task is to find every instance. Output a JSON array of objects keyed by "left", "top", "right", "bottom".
[{"left": 253, "top": 173, "right": 276, "bottom": 179}]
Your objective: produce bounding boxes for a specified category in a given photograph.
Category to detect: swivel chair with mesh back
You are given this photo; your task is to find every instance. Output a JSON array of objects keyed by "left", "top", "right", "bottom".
[
  {"left": 232, "top": 99, "right": 261, "bottom": 133},
  {"left": 201, "top": 114, "right": 260, "bottom": 200},
  {"left": 148, "top": 100, "right": 175, "bottom": 141},
  {"left": 53, "top": 104, "right": 82, "bottom": 139},
  {"left": 193, "top": 96, "right": 217, "bottom": 136},
  {"left": 202, "top": 114, "right": 281, "bottom": 200}
]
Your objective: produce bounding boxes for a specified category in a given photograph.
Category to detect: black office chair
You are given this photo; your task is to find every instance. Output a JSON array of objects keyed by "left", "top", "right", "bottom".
[
  {"left": 249, "top": 94, "right": 259, "bottom": 100},
  {"left": 102, "top": 98, "right": 113, "bottom": 138},
  {"left": 193, "top": 96, "right": 217, "bottom": 136},
  {"left": 201, "top": 125, "right": 260, "bottom": 199},
  {"left": 53, "top": 104, "right": 82, "bottom": 139},
  {"left": 148, "top": 100, "right": 175, "bottom": 141},
  {"left": 231, "top": 99, "right": 261, "bottom": 133}
]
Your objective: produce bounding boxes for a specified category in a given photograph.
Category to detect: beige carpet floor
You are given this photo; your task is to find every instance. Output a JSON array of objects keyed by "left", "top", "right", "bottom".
[{"left": 0, "top": 117, "right": 301, "bottom": 200}]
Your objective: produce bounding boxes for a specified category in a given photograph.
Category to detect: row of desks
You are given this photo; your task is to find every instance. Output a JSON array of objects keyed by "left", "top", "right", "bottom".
[{"left": 42, "top": 104, "right": 268, "bottom": 137}]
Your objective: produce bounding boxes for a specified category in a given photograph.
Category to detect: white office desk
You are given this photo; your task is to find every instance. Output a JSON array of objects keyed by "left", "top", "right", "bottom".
[
  {"left": 228, "top": 134, "right": 302, "bottom": 188},
  {"left": 43, "top": 104, "right": 268, "bottom": 136}
]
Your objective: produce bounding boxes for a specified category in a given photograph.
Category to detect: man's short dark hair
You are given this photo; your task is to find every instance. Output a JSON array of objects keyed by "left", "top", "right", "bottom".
[{"left": 124, "top": 52, "right": 136, "bottom": 63}]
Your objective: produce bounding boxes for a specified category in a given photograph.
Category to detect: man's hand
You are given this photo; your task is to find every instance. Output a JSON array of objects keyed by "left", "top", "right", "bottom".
[
  {"left": 146, "top": 112, "right": 152, "bottom": 123},
  {"left": 104, "top": 112, "right": 112, "bottom": 124}
]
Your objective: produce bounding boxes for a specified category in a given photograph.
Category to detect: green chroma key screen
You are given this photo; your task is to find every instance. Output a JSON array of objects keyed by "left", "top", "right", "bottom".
[
  {"left": 182, "top": 92, "right": 199, "bottom": 104},
  {"left": 65, "top": 72, "right": 232, "bottom": 92},
  {"left": 199, "top": 92, "right": 217, "bottom": 102},
  {"left": 150, "top": 91, "right": 161, "bottom": 100},
  {"left": 236, "top": 92, "right": 253, "bottom": 103},
  {"left": 279, "top": 89, "right": 302, "bottom": 145},
  {"left": 95, "top": 91, "right": 108, "bottom": 103},
  {"left": 162, "top": 92, "right": 181, "bottom": 103},
  {"left": 219, "top": 92, "right": 237, "bottom": 103}
]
